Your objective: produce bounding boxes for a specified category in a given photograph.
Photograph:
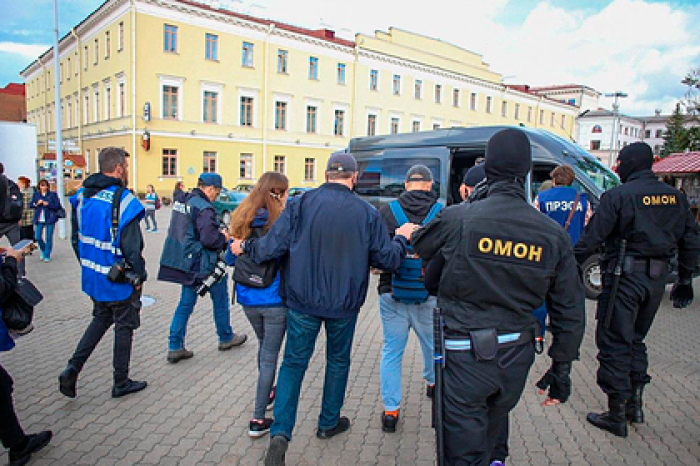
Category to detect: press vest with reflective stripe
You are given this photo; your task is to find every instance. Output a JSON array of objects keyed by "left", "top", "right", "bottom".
[
  {"left": 159, "top": 194, "right": 219, "bottom": 280},
  {"left": 537, "top": 186, "right": 588, "bottom": 245},
  {"left": 390, "top": 200, "right": 443, "bottom": 304},
  {"left": 70, "top": 186, "right": 144, "bottom": 302}
]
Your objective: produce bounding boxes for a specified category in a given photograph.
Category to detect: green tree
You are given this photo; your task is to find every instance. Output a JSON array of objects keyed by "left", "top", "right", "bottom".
[{"left": 661, "top": 103, "right": 689, "bottom": 156}]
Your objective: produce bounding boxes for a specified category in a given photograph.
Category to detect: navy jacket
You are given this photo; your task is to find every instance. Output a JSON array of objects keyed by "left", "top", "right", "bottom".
[
  {"left": 244, "top": 182, "right": 408, "bottom": 319},
  {"left": 31, "top": 190, "right": 62, "bottom": 225}
]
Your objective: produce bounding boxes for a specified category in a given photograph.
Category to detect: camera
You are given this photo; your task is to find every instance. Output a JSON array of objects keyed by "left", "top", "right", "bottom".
[
  {"left": 195, "top": 251, "right": 228, "bottom": 296},
  {"left": 107, "top": 259, "right": 143, "bottom": 287}
]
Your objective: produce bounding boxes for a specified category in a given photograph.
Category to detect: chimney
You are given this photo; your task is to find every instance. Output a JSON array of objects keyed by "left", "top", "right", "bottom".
[
  {"left": 655, "top": 109, "right": 661, "bottom": 116},
  {"left": 321, "top": 29, "right": 335, "bottom": 39}
]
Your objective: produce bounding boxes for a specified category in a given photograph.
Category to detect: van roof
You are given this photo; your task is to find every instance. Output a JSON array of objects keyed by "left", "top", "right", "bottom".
[{"left": 348, "top": 125, "right": 581, "bottom": 156}]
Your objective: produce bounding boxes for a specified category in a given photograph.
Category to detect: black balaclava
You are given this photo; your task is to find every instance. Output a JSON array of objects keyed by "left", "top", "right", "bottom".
[
  {"left": 616, "top": 142, "right": 654, "bottom": 183},
  {"left": 485, "top": 129, "right": 532, "bottom": 183}
]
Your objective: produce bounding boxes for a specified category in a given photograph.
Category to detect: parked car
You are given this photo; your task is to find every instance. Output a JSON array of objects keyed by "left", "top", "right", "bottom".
[
  {"left": 288, "top": 187, "right": 311, "bottom": 197},
  {"left": 346, "top": 125, "right": 621, "bottom": 299},
  {"left": 212, "top": 188, "right": 246, "bottom": 225},
  {"left": 232, "top": 183, "right": 255, "bottom": 194}
]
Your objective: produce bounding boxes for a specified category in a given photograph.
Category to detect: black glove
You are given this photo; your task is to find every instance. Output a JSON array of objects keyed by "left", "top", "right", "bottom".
[
  {"left": 536, "top": 361, "right": 572, "bottom": 403},
  {"left": 670, "top": 278, "right": 693, "bottom": 309}
]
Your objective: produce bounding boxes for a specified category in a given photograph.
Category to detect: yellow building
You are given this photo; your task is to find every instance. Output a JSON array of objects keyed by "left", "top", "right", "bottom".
[{"left": 21, "top": 0, "right": 578, "bottom": 195}]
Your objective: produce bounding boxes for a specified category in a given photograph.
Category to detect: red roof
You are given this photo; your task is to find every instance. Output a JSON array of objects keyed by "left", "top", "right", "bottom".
[
  {"left": 0, "top": 83, "right": 25, "bottom": 96},
  {"left": 653, "top": 152, "right": 700, "bottom": 174},
  {"left": 178, "top": 0, "right": 355, "bottom": 48},
  {"left": 42, "top": 152, "right": 86, "bottom": 167}
]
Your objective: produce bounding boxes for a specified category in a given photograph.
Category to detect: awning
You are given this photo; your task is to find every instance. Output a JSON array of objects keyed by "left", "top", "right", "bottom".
[{"left": 652, "top": 152, "right": 700, "bottom": 175}]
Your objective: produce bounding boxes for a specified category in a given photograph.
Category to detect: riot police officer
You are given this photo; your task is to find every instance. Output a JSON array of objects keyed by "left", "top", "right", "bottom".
[
  {"left": 413, "top": 129, "right": 586, "bottom": 465},
  {"left": 574, "top": 142, "right": 700, "bottom": 437}
]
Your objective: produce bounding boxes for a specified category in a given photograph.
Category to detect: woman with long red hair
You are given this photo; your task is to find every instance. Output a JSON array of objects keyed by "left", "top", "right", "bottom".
[{"left": 225, "top": 172, "right": 289, "bottom": 438}]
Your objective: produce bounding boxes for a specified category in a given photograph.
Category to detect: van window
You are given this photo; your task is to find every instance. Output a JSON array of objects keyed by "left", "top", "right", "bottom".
[
  {"left": 573, "top": 157, "right": 619, "bottom": 192},
  {"left": 357, "top": 157, "right": 441, "bottom": 199}
]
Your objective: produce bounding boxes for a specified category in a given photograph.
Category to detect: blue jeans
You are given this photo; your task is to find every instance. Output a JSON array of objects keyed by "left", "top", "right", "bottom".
[
  {"left": 243, "top": 306, "right": 288, "bottom": 419},
  {"left": 270, "top": 309, "right": 358, "bottom": 441},
  {"left": 34, "top": 222, "right": 55, "bottom": 259},
  {"left": 379, "top": 293, "right": 435, "bottom": 411},
  {"left": 168, "top": 276, "right": 234, "bottom": 351}
]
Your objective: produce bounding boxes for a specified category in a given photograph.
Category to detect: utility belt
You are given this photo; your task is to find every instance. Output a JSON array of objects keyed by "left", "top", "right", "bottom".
[
  {"left": 444, "top": 328, "right": 536, "bottom": 361},
  {"left": 605, "top": 257, "right": 670, "bottom": 279}
]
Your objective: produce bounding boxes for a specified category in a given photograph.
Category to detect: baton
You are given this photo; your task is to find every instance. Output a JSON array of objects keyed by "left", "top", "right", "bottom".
[
  {"left": 604, "top": 239, "right": 627, "bottom": 329},
  {"left": 433, "top": 307, "right": 445, "bottom": 466}
]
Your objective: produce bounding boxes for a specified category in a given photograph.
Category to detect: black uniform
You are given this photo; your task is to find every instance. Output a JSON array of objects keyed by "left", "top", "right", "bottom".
[
  {"left": 413, "top": 129, "right": 586, "bottom": 466},
  {"left": 574, "top": 143, "right": 700, "bottom": 435}
]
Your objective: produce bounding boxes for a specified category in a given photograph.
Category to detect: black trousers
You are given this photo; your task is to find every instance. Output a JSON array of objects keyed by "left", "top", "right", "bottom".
[
  {"left": 19, "top": 225, "right": 34, "bottom": 241},
  {"left": 442, "top": 342, "right": 535, "bottom": 466},
  {"left": 68, "top": 291, "right": 141, "bottom": 386},
  {"left": 596, "top": 268, "right": 668, "bottom": 399},
  {"left": 0, "top": 364, "right": 26, "bottom": 450}
]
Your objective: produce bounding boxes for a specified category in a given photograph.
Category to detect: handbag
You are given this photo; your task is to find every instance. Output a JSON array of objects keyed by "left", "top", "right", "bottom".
[
  {"left": 232, "top": 228, "right": 279, "bottom": 288},
  {"left": 56, "top": 207, "right": 67, "bottom": 219},
  {"left": 2, "top": 278, "right": 43, "bottom": 330}
]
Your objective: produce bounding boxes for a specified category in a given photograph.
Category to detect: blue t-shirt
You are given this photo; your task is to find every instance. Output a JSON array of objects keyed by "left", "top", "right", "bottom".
[
  {"left": 145, "top": 193, "right": 157, "bottom": 211},
  {"left": 537, "top": 186, "right": 588, "bottom": 245}
]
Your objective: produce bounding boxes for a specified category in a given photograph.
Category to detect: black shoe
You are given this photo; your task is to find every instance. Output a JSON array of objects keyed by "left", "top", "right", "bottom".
[
  {"left": 264, "top": 435, "right": 289, "bottom": 466},
  {"left": 59, "top": 367, "right": 79, "bottom": 398},
  {"left": 249, "top": 418, "right": 274, "bottom": 438},
  {"left": 167, "top": 348, "right": 194, "bottom": 363},
  {"left": 426, "top": 384, "right": 435, "bottom": 399},
  {"left": 381, "top": 412, "right": 399, "bottom": 433},
  {"left": 112, "top": 379, "right": 148, "bottom": 398},
  {"left": 626, "top": 384, "right": 645, "bottom": 424},
  {"left": 316, "top": 416, "right": 350, "bottom": 439},
  {"left": 587, "top": 398, "right": 628, "bottom": 437},
  {"left": 9, "top": 431, "right": 53, "bottom": 466}
]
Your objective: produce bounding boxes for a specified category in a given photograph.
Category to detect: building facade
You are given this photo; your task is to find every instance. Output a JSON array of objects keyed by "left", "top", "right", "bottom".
[
  {"left": 21, "top": 0, "right": 578, "bottom": 194},
  {"left": 0, "top": 83, "right": 27, "bottom": 122}
]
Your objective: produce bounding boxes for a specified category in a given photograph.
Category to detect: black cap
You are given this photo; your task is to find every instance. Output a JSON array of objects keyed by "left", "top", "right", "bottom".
[
  {"left": 485, "top": 129, "right": 531, "bottom": 182},
  {"left": 616, "top": 142, "right": 654, "bottom": 183},
  {"left": 405, "top": 164, "right": 433, "bottom": 182},
  {"left": 326, "top": 152, "right": 358, "bottom": 173},
  {"left": 462, "top": 164, "right": 485, "bottom": 187}
]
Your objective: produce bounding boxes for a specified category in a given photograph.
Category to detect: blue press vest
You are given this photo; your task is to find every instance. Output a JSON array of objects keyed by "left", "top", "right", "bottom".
[
  {"left": 537, "top": 186, "right": 588, "bottom": 245},
  {"left": 70, "top": 186, "right": 144, "bottom": 302},
  {"left": 390, "top": 200, "right": 443, "bottom": 304},
  {"left": 159, "top": 195, "right": 219, "bottom": 280}
]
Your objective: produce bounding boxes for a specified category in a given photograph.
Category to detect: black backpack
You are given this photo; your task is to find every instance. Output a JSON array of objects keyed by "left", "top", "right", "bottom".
[
  {"left": 1, "top": 179, "right": 23, "bottom": 223},
  {"left": 232, "top": 227, "right": 279, "bottom": 288}
]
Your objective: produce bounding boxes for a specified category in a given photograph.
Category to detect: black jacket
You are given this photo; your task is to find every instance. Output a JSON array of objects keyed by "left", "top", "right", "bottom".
[
  {"left": 245, "top": 182, "right": 407, "bottom": 319},
  {"left": 412, "top": 180, "right": 585, "bottom": 363},
  {"left": 71, "top": 174, "right": 147, "bottom": 281},
  {"left": 377, "top": 189, "right": 439, "bottom": 295},
  {"left": 574, "top": 170, "right": 700, "bottom": 279}
]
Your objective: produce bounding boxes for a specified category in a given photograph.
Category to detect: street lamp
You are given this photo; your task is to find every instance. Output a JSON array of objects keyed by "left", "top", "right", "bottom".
[{"left": 604, "top": 91, "right": 628, "bottom": 168}]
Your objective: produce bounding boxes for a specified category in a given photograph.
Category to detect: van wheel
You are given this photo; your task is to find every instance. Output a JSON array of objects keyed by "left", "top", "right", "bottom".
[
  {"left": 222, "top": 211, "right": 231, "bottom": 226},
  {"left": 582, "top": 254, "right": 602, "bottom": 300}
]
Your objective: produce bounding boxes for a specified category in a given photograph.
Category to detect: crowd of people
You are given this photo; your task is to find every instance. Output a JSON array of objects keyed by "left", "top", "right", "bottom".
[{"left": 1, "top": 129, "right": 699, "bottom": 466}]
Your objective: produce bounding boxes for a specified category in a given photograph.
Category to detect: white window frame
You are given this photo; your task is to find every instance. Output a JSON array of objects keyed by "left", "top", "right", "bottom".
[
  {"left": 470, "top": 92, "right": 478, "bottom": 111},
  {"left": 333, "top": 103, "right": 349, "bottom": 137},
  {"left": 116, "top": 75, "right": 125, "bottom": 118},
  {"left": 93, "top": 84, "right": 100, "bottom": 123},
  {"left": 414, "top": 79, "right": 423, "bottom": 100},
  {"left": 366, "top": 109, "right": 379, "bottom": 136},
  {"left": 486, "top": 96, "right": 493, "bottom": 114},
  {"left": 452, "top": 88, "right": 460, "bottom": 108},
  {"left": 73, "top": 92, "right": 79, "bottom": 126},
  {"left": 103, "top": 80, "right": 112, "bottom": 121},
  {"left": 392, "top": 74, "right": 401, "bottom": 96},
  {"left": 389, "top": 113, "right": 402, "bottom": 135},
  {"left": 159, "top": 75, "right": 185, "bottom": 121},
  {"left": 304, "top": 157, "right": 316, "bottom": 182},
  {"left": 201, "top": 81, "right": 223, "bottom": 124},
  {"left": 273, "top": 155, "right": 286, "bottom": 175},
  {"left": 411, "top": 115, "right": 424, "bottom": 133},
  {"left": 304, "top": 98, "right": 322, "bottom": 135},
  {"left": 369, "top": 69, "right": 379, "bottom": 91},
  {"left": 239, "top": 153, "right": 254, "bottom": 180},
  {"left": 118, "top": 22, "right": 124, "bottom": 52},
  {"left": 238, "top": 87, "right": 259, "bottom": 128},
  {"left": 432, "top": 118, "right": 444, "bottom": 130}
]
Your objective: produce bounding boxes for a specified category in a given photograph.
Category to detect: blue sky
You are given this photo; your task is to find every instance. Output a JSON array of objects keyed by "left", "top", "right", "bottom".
[{"left": 2, "top": 0, "right": 699, "bottom": 115}]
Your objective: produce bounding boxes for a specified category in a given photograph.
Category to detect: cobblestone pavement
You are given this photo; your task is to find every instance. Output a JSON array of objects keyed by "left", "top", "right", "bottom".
[{"left": 2, "top": 207, "right": 700, "bottom": 465}]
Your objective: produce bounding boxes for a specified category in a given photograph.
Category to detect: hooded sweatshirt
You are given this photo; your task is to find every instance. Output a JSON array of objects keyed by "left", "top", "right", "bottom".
[
  {"left": 377, "top": 189, "right": 439, "bottom": 295},
  {"left": 70, "top": 173, "right": 147, "bottom": 281}
]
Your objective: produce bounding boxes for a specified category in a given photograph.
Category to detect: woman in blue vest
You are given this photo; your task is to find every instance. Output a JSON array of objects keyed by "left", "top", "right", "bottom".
[
  {"left": 226, "top": 172, "right": 289, "bottom": 439},
  {"left": 30, "top": 180, "right": 62, "bottom": 262}
]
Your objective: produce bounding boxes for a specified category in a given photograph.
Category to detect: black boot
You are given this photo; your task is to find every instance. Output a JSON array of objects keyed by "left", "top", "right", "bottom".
[
  {"left": 587, "top": 397, "right": 628, "bottom": 437},
  {"left": 626, "top": 384, "right": 645, "bottom": 424},
  {"left": 58, "top": 366, "right": 79, "bottom": 398}
]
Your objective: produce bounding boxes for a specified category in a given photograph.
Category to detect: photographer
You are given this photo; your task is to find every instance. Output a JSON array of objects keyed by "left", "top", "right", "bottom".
[
  {"left": 58, "top": 147, "right": 148, "bottom": 399},
  {"left": 159, "top": 173, "right": 247, "bottom": 364}
]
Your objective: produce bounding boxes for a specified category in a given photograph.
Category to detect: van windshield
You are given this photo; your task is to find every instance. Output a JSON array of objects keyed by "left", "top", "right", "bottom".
[
  {"left": 356, "top": 157, "right": 441, "bottom": 199},
  {"left": 573, "top": 156, "right": 620, "bottom": 192}
]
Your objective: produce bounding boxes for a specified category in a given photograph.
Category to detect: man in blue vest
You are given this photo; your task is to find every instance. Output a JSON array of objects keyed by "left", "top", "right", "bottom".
[
  {"left": 377, "top": 164, "right": 442, "bottom": 433},
  {"left": 159, "top": 173, "right": 247, "bottom": 364},
  {"left": 59, "top": 147, "right": 148, "bottom": 399}
]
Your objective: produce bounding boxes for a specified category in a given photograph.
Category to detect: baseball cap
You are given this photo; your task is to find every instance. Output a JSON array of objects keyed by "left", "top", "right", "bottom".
[
  {"left": 199, "top": 173, "right": 223, "bottom": 189},
  {"left": 326, "top": 152, "right": 358, "bottom": 173},
  {"left": 462, "top": 164, "right": 485, "bottom": 188},
  {"left": 405, "top": 164, "right": 433, "bottom": 182}
]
